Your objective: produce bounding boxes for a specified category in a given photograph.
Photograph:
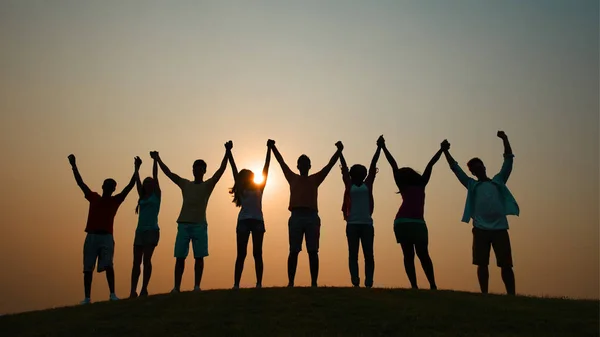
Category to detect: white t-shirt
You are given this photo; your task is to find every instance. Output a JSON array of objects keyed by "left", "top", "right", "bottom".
[
  {"left": 347, "top": 184, "right": 373, "bottom": 225},
  {"left": 238, "top": 188, "right": 264, "bottom": 222},
  {"left": 472, "top": 181, "right": 509, "bottom": 230}
]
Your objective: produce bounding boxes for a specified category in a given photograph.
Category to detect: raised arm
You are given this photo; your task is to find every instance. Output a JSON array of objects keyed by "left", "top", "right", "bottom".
[
  {"left": 496, "top": 131, "right": 514, "bottom": 183},
  {"left": 68, "top": 154, "right": 92, "bottom": 197},
  {"left": 269, "top": 140, "right": 295, "bottom": 182},
  {"left": 421, "top": 148, "right": 443, "bottom": 186},
  {"left": 259, "top": 142, "right": 272, "bottom": 188},
  {"left": 152, "top": 152, "right": 182, "bottom": 185},
  {"left": 135, "top": 169, "right": 143, "bottom": 198},
  {"left": 365, "top": 143, "right": 382, "bottom": 185},
  {"left": 152, "top": 154, "right": 161, "bottom": 196},
  {"left": 378, "top": 136, "right": 399, "bottom": 173},
  {"left": 338, "top": 144, "right": 350, "bottom": 185},
  {"left": 313, "top": 142, "right": 342, "bottom": 185},
  {"left": 228, "top": 145, "right": 239, "bottom": 182},
  {"left": 116, "top": 156, "right": 142, "bottom": 202},
  {"left": 442, "top": 140, "right": 471, "bottom": 188},
  {"left": 210, "top": 141, "right": 232, "bottom": 183}
]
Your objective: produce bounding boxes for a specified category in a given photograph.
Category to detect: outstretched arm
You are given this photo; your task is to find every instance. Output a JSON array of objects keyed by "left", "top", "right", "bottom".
[
  {"left": 365, "top": 144, "right": 382, "bottom": 185},
  {"left": 421, "top": 149, "right": 443, "bottom": 186},
  {"left": 314, "top": 143, "right": 343, "bottom": 185},
  {"left": 259, "top": 144, "right": 272, "bottom": 189},
  {"left": 228, "top": 146, "right": 239, "bottom": 182},
  {"left": 152, "top": 155, "right": 161, "bottom": 196},
  {"left": 269, "top": 141, "right": 295, "bottom": 182},
  {"left": 379, "top": 136, "right": 399, "bottom": 173},
  {"left": 116, "top": 156, "right": 142, "bottom": 202},
  {"left": 441, "top": 140, "right": 471, "bottom": 188},
  {"left": 496, "top": 131, "right": 514, "bottom": 183},
  {"left": 152, "top": 152, "right": 183, "bottom": 186},
  {"left": 68, "top": 155, "right": 92, "bottom": 197},
  {"left": 135, "top": 170, "right": 143, "bottom": 198},
  {"left": 210, "top": 141, "right": 233, "bottom": 183},
  {"left": 339, "top": 149, "right": 350, "bottom": 185}
]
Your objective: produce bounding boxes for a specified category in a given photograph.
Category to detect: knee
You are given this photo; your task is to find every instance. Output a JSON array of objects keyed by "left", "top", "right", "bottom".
[
  {"left": 415, "top": 249, "right": 430, "bottom": 261},
  {"left": 308, "top": 251, "right": 319, "bottom": 258},
  {"left": 175, "top": 258, "right": 186, "bottom": 267},
  {"left": 252, "top": 249, "right": 262, "bottom": 260},
  {"left": 237, "top": 250, "right": 247, "bottom": 260},
  {"left": 143, "top": 257, "right": 152, "bottom": 268},
  {"left": 289, "top": 251, "right": 300, "bottom": 259}
]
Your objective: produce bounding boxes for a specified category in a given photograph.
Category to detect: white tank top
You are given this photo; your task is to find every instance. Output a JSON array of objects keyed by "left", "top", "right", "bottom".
[{"left": 238, "top": 188, "right": 264, "bottom": 222}]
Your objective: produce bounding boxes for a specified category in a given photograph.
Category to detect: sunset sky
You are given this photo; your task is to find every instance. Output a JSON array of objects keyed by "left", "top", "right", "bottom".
[{"left": 0, "top": 0, "right": 598, "bottom": 314}]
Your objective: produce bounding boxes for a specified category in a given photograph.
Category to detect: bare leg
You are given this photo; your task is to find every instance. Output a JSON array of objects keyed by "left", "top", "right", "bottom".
[
  {"left": 84, "top": 272, "right": 93, "bottom": 299},
  {"left": 415, "top": 243, "right": 437, "bottom": 290},
  {"left": 477, "top": 265, "right": 489, "bottom": 294},
  {"left": 308, "top": 252, "right": 319, "bottom": 287},
  {"left": 174, "top": 258, "right": 185, "bottom": 292},
  {"left": 234, "top": 232, "right": 250, "bottom": 288},
  {"left": 252, "top": 231, "right": 265, "bottom": 287},
  {"left": 130, "top": 246, "right": 144, "bottom": 298},
  {"left": 194, "top": 258, "right": 204, "bottom": 289},
  {"left": 400, "top": 243, "right": 418, "bottom": 289},
  {"left": 501, "top": 267, "right": 516, "bottom": 295},
  {"left": 140, "top": 246, "right": 156, "bottom": 296},
  {"left": 105, "top": 267, "right": 116, "bottom": 294}
]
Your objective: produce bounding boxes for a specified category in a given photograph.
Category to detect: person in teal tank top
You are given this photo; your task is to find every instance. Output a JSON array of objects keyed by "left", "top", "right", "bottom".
[{"left": 129, "top": 152, "right": 161, "bottom": 299}]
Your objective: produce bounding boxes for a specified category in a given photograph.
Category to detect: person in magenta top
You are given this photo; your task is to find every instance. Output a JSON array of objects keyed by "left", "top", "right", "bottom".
[{"left": 379, "top": 136, "right": 447, "bottom": 290}]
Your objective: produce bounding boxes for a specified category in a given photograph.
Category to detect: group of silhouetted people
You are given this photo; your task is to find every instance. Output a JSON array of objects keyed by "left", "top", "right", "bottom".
[{"left": 68, "top": 131, "right": 518, "bottom": 304}]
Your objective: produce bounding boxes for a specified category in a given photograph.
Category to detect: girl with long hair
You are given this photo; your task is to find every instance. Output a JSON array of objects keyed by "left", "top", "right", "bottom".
[
  {"left": 379, "top": 136, "right": 447, "bottom": 290},
  {"left": 228, "top": 141, "right": 272, "bottom": 289}
]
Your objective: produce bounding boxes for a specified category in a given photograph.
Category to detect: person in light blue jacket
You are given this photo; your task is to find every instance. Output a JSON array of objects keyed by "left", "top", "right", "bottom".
[{"left": 442, "top": 131, "right": 519, "bottom": 295}]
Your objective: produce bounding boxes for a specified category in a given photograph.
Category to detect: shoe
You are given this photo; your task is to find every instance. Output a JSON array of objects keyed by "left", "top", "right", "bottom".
[
  {"left": 170, "top": 288, "right": 180, "bottom": 294},
  {"left": 109, "top": 293, "right": 119, "bottom": 301},
  {"left": 255, "top": 283, "right": 262, "bottom": 289},
  {"left": 80, "top": 298, "right": 91, "bottom": 305},
  {"left": 128, "top": 292, "right": 138, "bottom": 299},
  {"left": 233, "top": 285, "right": 240, "bottom": 290},
  {"left": 139, "top": 289, "right": 149, "bottom": 297},
  {"left": 193, "top": 286, "right": 201, "bottom": 292}
]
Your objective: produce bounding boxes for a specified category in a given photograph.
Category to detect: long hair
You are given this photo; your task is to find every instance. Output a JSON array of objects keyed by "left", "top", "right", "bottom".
[
  {"left": 394, "top": 167, "right": 423, "bottom": 193},
  {"left": 230, "top": 169, "right": 254, "bottom": 207},
  {"left": 135, "top": 177, "right": 155, "bottom": 214}
]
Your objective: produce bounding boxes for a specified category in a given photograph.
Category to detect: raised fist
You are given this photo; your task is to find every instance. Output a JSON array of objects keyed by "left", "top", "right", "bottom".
[
  {"left": 497, "top": 131, "right": 507, "bottom": 139},
  {"left": 134, "top": 156, "right": 142, "bottom": 169},
  {"left": 149, "top": 151, "right": 159, "bottom": 160},
  {"left": 267, "top": 139, "right": 275, "bottom": 148},
  {"left": 441, "top": 140, "right": 450, "bottom": 151},
  {"left": 335, "top": 141, "right": 344, "bottom": 151},
  {"left": 68, "top": 154, "right": 76, "bottom": 166},
  {"left": 377, "top": 135, "right": 385, "bottom": 147},
  {"left": 225, "top": 141, "right": 233, "bottom": 151}
]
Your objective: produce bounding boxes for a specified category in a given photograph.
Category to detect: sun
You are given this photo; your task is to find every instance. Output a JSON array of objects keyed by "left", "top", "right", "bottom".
[{"left": 252, "top": 170, "right": 264, "bottom": 184}]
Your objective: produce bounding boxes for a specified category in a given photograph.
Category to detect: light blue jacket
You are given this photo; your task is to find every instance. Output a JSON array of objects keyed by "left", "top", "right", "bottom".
[{"left": 450, "top": 154, "right": 519, "bottom": 224}]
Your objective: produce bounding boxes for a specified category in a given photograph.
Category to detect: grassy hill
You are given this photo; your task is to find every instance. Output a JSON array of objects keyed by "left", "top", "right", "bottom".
[{"left": 1, "top": 287, "right": 598, "bottom": 337}]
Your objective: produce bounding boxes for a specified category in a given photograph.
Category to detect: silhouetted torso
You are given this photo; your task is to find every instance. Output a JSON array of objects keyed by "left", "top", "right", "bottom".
[{"left": 85, "top": 192, "right": 125, "bottom": 234}]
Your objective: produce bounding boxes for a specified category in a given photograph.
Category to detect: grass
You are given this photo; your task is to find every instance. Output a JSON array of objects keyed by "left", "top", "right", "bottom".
[{"left": 1, "top": 287, "right": 598, "bottom": 337}]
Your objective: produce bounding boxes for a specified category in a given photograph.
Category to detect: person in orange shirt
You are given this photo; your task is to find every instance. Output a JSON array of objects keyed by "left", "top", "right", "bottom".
[
  {"left": 269, "top": 139, "right": 342, "bottom": 287},
  {"left": 68, "top": 154, "right": 141, "bottom": 304}
]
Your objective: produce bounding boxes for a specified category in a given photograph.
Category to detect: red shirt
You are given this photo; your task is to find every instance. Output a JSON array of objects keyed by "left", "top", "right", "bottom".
[
  {"left": 84, "top": 192, "right": 125, "bottom": 234},
  {"left": 395, "top": 185, "right": 426, "bottom": 220}
]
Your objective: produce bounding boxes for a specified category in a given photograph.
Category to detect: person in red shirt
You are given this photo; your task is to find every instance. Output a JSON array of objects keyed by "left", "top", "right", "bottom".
[
  {"left": 379, "top": 136, "right": 446, "bottom": 290},
  {"left": 68, "top": 154, "right": 141, "bottom": 304}
]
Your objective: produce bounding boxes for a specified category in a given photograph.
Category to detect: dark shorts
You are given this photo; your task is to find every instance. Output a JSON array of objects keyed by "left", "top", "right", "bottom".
[
  {"left": 133, "top": 229, "right": 160, "bottom": 247},
  {"left": 394, "top": 221, "right": 428, "bottom": 245},
  {"left": 288, "top": 209, "right": 321, "bottom": 253},
  {"left": 237, "top": 219, "right": 266, "bottom": 234},
  {"left": 83, "top": 233, "right": 114, "bottom": 273},
  {"left": 472, "top": 227, "right": 513, "bottom": 267}
]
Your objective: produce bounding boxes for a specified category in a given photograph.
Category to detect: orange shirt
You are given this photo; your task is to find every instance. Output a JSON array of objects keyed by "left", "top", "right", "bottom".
[{"left": 84, "top": 192, "right": 125, "bottom": 234}]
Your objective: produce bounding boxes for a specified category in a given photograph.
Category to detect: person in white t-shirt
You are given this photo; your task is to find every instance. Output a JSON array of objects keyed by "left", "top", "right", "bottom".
[{"left": 228, "top": 140, "right": 272, "bottom": 289}]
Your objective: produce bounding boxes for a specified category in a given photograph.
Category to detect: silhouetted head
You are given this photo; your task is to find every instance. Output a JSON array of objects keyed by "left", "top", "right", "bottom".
[
  {"left": 142, "top": 177, "right": 157, "bottom": 195},
  {"left": 230, "top": 169, "right": 255, "bottom": 207},
  {"left": 467, "top": 157, "right": 487, "bottom": 179},
  {"left": 193, "top": 160, "right": 207, "bottom": 180},
  {"left": 102, "top": 178, "right": 117, "bottom": 195},
  {"left": 349, "top": 164, "right": 367, "bottom": 185},
  {"left": 395, "top": 167, "right": 423, "bottom": 192},
  {"left": 297, "top": 155, "right": 311, "bottom": 176}
]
